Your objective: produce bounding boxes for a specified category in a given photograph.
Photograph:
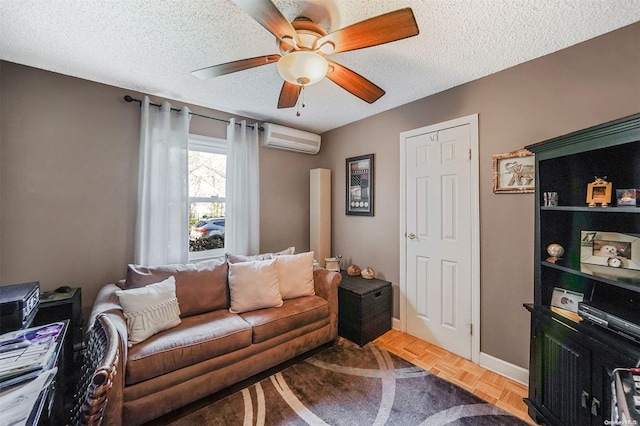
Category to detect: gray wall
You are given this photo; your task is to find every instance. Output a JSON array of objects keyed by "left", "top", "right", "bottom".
[
  {"left": 1, "top": 22, "right": 638, "bottom": 370},
  {"left": 0, "top": 62, "right": 314, "bottom": 320},
  {"left": 318, "top": 22, "right": 640, "bottom": 368}
]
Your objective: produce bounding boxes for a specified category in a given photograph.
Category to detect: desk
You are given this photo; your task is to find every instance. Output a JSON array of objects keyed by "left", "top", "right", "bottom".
[
  {"left": 39, "top": 320, "right": 68, "bottom": 425},
  {"left": 35, "top": 288, "right": 83, "bottom": 414}
]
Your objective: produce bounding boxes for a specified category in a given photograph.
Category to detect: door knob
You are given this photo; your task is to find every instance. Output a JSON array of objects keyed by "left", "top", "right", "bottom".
[{"left": 408, "top": 233, "right": 417, "bottom": 240}]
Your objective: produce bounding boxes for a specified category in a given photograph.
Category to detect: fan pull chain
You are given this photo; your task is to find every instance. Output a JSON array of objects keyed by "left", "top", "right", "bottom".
[{"left": 296, "top": 85, "right": 306, "bottom": 117}]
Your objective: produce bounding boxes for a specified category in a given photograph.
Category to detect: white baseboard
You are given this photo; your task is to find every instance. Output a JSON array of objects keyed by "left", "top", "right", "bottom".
[
  {"left": 392, "top": 317, "right": 401, "bottom": 331},
  {"left": 479, "top": 352, "right": 529, "bottom": 386}
]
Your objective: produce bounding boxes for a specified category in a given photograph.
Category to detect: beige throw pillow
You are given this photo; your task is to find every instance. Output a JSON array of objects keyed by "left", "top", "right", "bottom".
[
  {"left": 276, "top": 252, "right": 315, "bottom": 299},
  {"left": 228, "top": 258, "right": 283, "bottom": 314},
  {"left": 115, "top": 276, "right": 182, "bottom": 346}
]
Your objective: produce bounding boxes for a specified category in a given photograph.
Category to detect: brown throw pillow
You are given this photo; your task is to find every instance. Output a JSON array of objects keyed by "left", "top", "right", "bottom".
[{"left": 125, "top": 258, "right": 229, "bottom": 317}]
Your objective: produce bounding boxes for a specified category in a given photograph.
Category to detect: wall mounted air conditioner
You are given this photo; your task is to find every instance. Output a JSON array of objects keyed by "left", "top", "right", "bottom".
[{"left": 262, "top": 123, "right": 321, "bottom": 154}]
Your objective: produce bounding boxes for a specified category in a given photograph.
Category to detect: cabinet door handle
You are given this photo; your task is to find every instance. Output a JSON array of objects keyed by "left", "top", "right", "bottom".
[
  {"left": 581, "top": 390, "right": 590, "bottom": 409},
  {"left": 591, "top": 397, "right": 600, "bottom": 417}
]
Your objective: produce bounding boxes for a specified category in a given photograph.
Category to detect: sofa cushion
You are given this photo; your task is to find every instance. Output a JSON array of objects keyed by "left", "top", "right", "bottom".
[
  {"left": 240, "top": 296, "right": 329, "bottom": 344},
  {"left": 226, "top": 246, "right": 295, "bottom": 264},
  {"left": 276, "top": 252, "right": 315, "bottom": 299},
  {"left": 125, "top": 309, "right": 252, "bottom": 385},
  {"left": 115, "top": 276, "right": 182, "bottom": 347},
  {"left": 228, "top": 258, "right": 283, "bottom": 314},
  {"left": 125, "top": 258, "right": 229, "bottom": 317}
]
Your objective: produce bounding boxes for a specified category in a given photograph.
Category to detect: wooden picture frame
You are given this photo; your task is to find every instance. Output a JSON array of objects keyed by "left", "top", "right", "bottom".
[
  {"left": 346, "top": 154, "right": 374, "bottom": 216},
  {"left": 586, "top": 177, "right": 612, "bottom": 207},
  {"left": 492, "top": 149, "right": 535, "bottom": 193}
]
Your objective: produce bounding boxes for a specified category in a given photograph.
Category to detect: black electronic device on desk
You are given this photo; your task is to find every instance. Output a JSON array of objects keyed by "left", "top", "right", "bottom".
[{"left": 0, "top": 281, "right": 40, "bottom": 334}]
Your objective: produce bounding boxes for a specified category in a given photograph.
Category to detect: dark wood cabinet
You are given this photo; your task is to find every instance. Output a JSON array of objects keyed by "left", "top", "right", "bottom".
[
  {"left": 529, "top": 309, "right": 591, "bottom": 426},
  {"left": 525, "top": 306, "right": 640, "bottom": 425},
  {"left": 524, "top": 114, "right": 640, "bottom": 425}
]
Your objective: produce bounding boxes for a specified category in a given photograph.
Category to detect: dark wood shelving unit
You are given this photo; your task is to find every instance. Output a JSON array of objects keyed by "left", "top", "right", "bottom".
[
  {"left": 524, "top": 113, "right": 640, "bottom": 426},
  {"left": 540, "top": 206, "right": 640, "bottom": 213}
]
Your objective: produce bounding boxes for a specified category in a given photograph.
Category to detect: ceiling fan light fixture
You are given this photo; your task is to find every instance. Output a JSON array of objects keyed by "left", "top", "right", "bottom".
[{"left": 277, "top": 51, "right": 328, "bottom": 86}]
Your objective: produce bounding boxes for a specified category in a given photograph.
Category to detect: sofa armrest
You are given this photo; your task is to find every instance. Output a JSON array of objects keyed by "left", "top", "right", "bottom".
[
  {"left": 88, "top": 283, "right": 128, "bottom": 425},
  {"left": 313, "top": 268, "right": 342, "bottom": 340}
]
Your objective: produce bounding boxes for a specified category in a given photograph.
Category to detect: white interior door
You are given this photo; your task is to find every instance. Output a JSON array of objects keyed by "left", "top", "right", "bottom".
[{"left": 400, "top": 115, "right": 479, "bottom": 361}]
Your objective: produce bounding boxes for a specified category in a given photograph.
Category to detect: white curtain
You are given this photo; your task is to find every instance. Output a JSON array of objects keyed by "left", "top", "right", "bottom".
[
  {"left": 135, "top": 96, "right": 191, "bottom": 266},
  {"left": 225, "top": 118, "right": 260, "bottom": 255}
]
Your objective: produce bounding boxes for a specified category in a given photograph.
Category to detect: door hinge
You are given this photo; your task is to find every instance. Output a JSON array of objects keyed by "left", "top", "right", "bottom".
[
  {"left": 470, "top": 324, "right": 473, "bottom": 335},
  {"left": 468, "top": 148, "right": 472, "bottom": 160}
]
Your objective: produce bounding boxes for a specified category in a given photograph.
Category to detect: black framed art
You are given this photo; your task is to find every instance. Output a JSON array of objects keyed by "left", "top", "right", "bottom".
[{"left": 346, "top": 154, "right": 374, "bottom": 216}]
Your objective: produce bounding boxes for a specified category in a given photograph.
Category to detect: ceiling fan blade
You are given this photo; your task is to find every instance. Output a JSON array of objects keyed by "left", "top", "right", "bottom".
[
  {"left": 315, "top": 8, "right": 418, "bottom": 54},
  {"left": 191, "top": 54, "right": 280, "bottom": 80},
  {"left": 325, "top": 60, "right": 385, "bottom": 104},
  {"left": 233, "top": 0, "right": 301, "bottom": 47},
  {"left": 278, "top": 82, "right": 301, "bottom": 108}
]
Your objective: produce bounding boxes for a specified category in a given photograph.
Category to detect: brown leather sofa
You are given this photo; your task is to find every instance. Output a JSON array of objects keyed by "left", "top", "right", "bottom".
[{"left": 87, "top": 260, "right": 341, "bottom": 425}]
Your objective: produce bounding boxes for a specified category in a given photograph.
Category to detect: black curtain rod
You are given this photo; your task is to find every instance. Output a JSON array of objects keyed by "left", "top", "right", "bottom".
[{"left": 124, "top": 95, "right": 259, "bottom": 130}]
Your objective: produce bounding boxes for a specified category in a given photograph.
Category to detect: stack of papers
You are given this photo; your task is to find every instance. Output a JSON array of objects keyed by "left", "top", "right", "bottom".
[
  {"left": 0, "top": 367, "right": 57, "bottom": 426},
  {"left": 0, "top": 322, "right": 64, "bottom": 390}
]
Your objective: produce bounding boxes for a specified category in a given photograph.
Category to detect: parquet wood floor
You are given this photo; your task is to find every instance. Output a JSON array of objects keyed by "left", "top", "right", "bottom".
[{"left": 373, "top": 330, "right": 535, "bottom": 424}]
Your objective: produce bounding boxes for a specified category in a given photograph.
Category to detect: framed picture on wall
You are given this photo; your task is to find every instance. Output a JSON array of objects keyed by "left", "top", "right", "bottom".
[
  {"left": 346, "top": 154, "right": 374, "bottom": 216},
  {"left": 492, "top": 149, "right": 535, "bottom": 193}
]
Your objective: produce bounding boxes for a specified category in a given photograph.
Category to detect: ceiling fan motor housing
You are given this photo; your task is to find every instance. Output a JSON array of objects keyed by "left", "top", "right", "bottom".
[
  {"left": 278, "top": 18, "right": 328, "bottom": 53},
  {"left": 277, "top": 18, "right": 331, "bottom": 86}
]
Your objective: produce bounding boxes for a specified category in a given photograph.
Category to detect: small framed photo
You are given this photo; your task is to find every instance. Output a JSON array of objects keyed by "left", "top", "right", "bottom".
[
  {"left": 346, "top": 154, "right": 374, "bottom": 216},
  {"left": 492, "top": 149, "right": 535, "bottom": 193},
  {"left": 586, "top": 177, "right": 612, "bottom": 207},
  {"left": 616, "top": 189, "right": 639, "bottom": 207},
  {"left": 551, "top": 287, "right": 584, "bottom": 313}
]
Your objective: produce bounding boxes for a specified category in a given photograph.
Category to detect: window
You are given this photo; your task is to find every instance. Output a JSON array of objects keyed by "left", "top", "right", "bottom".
[{"left": 188, "top": 134, "right": 226, "bottom": 260}]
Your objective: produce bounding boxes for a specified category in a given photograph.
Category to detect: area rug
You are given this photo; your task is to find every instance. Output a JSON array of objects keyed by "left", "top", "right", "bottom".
[{"left": 168, "top": 339, "right": 528, "bottom": 425}]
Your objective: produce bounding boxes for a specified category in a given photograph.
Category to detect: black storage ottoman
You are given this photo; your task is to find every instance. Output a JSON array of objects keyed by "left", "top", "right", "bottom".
[{"left": 338, "top": 271, "right": 392, "bottom": 346}]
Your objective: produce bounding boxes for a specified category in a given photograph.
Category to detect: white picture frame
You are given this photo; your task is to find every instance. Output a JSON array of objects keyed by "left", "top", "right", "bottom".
[{"left": 580, "top": 231, "right": 640, "bottom": 282}]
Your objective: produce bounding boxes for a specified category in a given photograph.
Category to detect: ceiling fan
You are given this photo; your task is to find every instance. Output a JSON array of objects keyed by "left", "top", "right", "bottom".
[{"left": 192, "top": 0, "right": 419, "bottom": 111}]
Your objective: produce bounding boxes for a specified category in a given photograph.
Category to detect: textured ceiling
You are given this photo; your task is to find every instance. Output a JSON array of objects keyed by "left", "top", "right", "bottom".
[{"left": 1, "top": 0, "right": 639, "bottom": 134}]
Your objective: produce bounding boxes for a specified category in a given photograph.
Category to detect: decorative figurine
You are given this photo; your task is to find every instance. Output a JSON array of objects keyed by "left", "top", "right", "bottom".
[
  {"left": 347, "top": 265, "right": 362, "bottom": 276},
  {"left": 361, "top": 267, "right": 376, "bottom": 279},
  {"left": 546, "top": 243, "right": 565, "bottom": 263}
]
